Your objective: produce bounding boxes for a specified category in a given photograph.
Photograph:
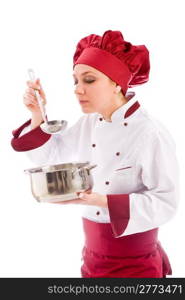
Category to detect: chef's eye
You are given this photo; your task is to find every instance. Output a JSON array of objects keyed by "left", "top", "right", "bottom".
[
  {"left": 84, "top": 78, "right": 95, "bottom": 84},
  {"left": 73, "top": 77, "right": 95, "bottom": 85}
]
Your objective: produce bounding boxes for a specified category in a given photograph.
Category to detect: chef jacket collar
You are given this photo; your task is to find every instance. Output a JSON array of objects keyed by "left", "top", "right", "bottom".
[{"left": 101, "top": 91, "right": 140, "bottom": 123}]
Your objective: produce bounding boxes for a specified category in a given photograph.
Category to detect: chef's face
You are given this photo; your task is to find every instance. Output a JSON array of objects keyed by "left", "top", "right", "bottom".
[{"left": 73, "top": 64, "right": 118, "bottom": 114}]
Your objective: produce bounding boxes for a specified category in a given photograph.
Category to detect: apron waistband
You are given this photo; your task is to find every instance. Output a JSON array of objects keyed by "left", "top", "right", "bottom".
[{"left": 82, "top": 217, "right": 158, "bottom": 257}]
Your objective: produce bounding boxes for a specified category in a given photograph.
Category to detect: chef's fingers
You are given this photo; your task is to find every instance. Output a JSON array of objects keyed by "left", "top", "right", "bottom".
[
  {"left": 26, "top": 87, "right": 36, "bottom": 96},
  {"left": 23, "top": 93, "right": 44, "bottom": 114},
  {"left": 24, "top": 90, "right": 42, "bottom": 103},
  {"left": 78, "top": 192, "right": 89, "bottom": 200},
  {"left": 24, "top": 92, "right": 38, "bottom": 101},
  {"left": 23, "top": 94, "right": 39, "bottom": 106},
  {"left": 27, "top": 78, "right": 40, "bottom": 90},
  {"left": 23, "top": 91, "right": 46, "bottom": 111},
  {"left": 85, "top": 189, "right": 92, "bottom": 194},
  {"left": 76, "top": 189, "right": 92, "bottom": 197},
  {"left": 51, "top": 199, "right": 85, "bottom": 205},
  {"left": 26, "top": 79, "right": 46, "bottom": 104}
]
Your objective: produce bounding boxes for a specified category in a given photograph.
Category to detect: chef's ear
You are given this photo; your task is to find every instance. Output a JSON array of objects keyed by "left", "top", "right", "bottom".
[{"left": 115, "top": 85, "right": 121, "bottom": 93}]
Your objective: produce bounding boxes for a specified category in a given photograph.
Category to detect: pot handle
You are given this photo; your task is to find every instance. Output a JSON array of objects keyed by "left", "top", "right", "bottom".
[
  {"left": 84, "top": 164, "right": 97, "bottom": 171},
  {"left": 24, "top": 169, "right": 29, "bottom": 175},
  {"left": 72, "top": 164, "right": 97, "bottom": 176},
  {"left": 24, "top": 167, "right": 43, "bottom": 174}
]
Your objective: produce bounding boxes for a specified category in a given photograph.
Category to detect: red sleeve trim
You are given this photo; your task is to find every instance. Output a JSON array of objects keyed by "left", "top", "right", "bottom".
[
  {"left": 11, "top": 120, "right": 51, "bottom": 152},
  {"left": 107, "top": 194, "right": 130, "bottom": 237}
]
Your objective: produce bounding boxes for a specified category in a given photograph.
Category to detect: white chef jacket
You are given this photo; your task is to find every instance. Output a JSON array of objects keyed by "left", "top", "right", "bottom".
[{"left": 11, "top": 95, "right": 179, "bottom": 237}]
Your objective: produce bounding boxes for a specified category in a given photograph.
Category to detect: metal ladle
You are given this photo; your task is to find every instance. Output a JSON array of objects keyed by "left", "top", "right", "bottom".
[{"left": 28, "top": 68, "right": 67, "bottom": 134}]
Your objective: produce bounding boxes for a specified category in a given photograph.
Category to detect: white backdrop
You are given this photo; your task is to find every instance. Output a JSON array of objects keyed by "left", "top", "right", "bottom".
[{"left": 0, "top": 0, "right": 184, "bottom": 277}]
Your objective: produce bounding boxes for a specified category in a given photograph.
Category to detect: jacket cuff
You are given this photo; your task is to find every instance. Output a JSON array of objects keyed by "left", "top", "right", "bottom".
[
  {"left": 11, "top": 119, "right": 51, "bottom": 152},
  {"left": 107, "top": 194, "right": 130, "bottom": 237}
]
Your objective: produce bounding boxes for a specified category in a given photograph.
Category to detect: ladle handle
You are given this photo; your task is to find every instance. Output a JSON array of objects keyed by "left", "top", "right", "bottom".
[{"left": 27, "top": 69, "right": 48, "bottom": 124}]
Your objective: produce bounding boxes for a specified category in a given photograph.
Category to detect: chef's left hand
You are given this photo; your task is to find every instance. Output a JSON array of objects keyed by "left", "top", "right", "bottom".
[{"left": 53, "top": 190, "right": 108, "bottom": 208}]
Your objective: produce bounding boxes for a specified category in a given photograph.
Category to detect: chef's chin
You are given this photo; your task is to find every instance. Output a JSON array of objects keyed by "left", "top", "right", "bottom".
[{"left": 80, "top": 106, "right": 94, "bottom": 113}]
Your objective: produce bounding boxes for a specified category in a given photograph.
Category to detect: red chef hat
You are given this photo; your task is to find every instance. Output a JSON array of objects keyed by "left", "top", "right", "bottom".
[{"left": 73, "top": 30, "right": 150, "bottom": 95}]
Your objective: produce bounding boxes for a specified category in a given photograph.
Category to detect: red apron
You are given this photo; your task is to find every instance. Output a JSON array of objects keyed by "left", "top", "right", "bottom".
[{"left": 81, "top": 218, "right": 172, "bottom": 278}]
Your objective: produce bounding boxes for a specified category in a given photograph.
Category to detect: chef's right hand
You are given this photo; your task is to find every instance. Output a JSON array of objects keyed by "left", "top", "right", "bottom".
[{"left": 23, "top": 78, "right": 46, "bottom": 115}]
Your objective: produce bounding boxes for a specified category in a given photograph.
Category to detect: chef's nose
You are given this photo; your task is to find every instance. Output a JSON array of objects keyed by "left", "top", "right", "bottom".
[{"left": 74, "top": 83, "right": 85, "bottom": 95}]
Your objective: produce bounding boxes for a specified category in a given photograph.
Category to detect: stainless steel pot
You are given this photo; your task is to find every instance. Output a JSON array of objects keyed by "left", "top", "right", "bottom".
[{"left": 24, "top": 162, "right": 97, "bottom": 202}]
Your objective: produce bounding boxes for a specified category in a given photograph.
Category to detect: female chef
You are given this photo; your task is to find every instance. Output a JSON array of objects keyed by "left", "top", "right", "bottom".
[{"left": 11, "top": 30, "right": 179, "bottom": 278}]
